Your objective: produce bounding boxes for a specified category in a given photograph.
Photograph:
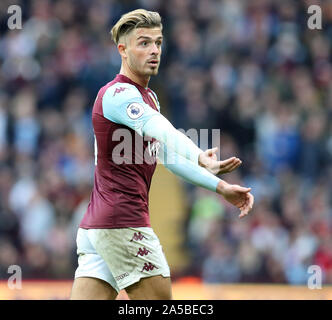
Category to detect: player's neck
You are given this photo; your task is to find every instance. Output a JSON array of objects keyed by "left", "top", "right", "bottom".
[{"left": 119, "top": 65, "right": 150, "bottom": 89}]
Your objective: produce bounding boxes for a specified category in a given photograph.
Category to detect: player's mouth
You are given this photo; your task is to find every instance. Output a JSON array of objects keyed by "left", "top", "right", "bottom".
[{"left": 147, "top": 60, "right": 159, "bottom": 67}]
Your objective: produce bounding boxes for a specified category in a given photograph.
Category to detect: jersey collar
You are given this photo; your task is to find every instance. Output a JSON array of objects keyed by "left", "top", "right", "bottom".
[{"left": 116, "top": 74, "right": 149, "bottom": 90}]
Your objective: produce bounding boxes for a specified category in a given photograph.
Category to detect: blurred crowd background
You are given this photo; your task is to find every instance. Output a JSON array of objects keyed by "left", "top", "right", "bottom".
[{"left": 0, "top": 0, "right": 332, "bottom": 286}]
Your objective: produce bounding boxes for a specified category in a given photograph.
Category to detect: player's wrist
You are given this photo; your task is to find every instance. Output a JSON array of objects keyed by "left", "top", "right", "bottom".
[{"left": 216, "top": 180, "right": 229, "bottom": 195}]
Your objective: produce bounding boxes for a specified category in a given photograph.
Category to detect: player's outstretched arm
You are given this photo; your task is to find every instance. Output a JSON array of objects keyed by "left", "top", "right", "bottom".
[
  {"left": 159, "top": 143, "right": 254, "bottom": 218},
  {"left": 142, "top": 116, "right": 243, "bottom": 175},
  {"left": 103, "top": 84, "right": 242, "bottom": 174}
]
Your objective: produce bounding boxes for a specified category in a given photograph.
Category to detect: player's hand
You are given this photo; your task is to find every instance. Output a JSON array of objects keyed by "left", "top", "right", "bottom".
[
  {"left": 198, "top": 147, "right": 242, "bottom": 175},
  {"left": 216, "top": 180, "right": 254, "bottom": 218}
]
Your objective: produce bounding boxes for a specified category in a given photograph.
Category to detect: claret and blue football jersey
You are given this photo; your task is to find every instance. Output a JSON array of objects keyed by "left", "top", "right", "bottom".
[{"left": 80, "top": 74, "right": 161, "bottom": 229}]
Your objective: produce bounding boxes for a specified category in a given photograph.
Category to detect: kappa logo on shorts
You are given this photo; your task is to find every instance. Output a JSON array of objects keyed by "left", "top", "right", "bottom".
[
  {"left": 136, "top": 247, "right": 152, "bottom": 257},
  {"left": 130, "top": 232, "right": 148, "bottom": 242},
  {"left": 141, "top": 262, "right": 158, "bottom": 272}
]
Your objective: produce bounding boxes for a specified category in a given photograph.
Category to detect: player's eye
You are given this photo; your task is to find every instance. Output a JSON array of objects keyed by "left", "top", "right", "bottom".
[{"left": 141, "top": 41, "right": 148, "bottom": 46}]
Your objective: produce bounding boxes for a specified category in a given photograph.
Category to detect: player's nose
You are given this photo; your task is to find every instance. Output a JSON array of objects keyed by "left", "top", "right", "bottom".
[{"left": 150, "top": 43, "right": 160, "bottom": 55}]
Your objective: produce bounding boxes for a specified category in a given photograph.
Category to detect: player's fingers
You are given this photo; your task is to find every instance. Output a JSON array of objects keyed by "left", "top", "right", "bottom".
[
  {"left": 239, "top": 206, "right": 248, "bottom": 215},
  {"left": 220, "top": 157, "right": 236, "bottom": 168},
  {"left": 235, "top": 186, "right": 251, "bottom": 193},
  {"left": 223, "top": 158, "right": 239, "bottom": 168},
  {"left": 207, "top": 147, "right": 218, "bottom": 157},
  {"left": 239, "top": 197, "right": 249, "bottom": 210},
  {"left": 239, "top": 211, "right": 249, "bottom": 218},
  {"left": 239, "top": 194, "right": 254, "bottom": 218},
  {"left": 248, "top": 193, "right": 254, "bottom": 211},
  {"left": 239, "top": 199, "right": 250, "bottom": 217},
  {"left": 224, "top": 159, "right": 242, "bottom": 172},
  {"left": 237, "top": 197, "right": 247, "bottom": 209},
  {"left": 220, "top": 159, "right": 241, "bottom": 173}
]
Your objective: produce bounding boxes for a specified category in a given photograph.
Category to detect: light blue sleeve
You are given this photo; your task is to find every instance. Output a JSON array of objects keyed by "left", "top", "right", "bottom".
[
  {"left": 103, "top": 82, "right": 203, "bottom": 164},
  {"left": 158, "top": 142, "right": 220, "bottom": 192},
  {"left": 102, "top": 83, "right": 160, "bottom": 136}
]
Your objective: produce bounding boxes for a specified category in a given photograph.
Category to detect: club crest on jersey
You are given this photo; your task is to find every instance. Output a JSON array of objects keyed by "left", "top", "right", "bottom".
[{"left": 127, "top": 103, "right": 144, "bottom": 119}]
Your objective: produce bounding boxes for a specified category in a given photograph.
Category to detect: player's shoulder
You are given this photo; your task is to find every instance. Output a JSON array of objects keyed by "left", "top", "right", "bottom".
[{"left": 103, "top": 81, "right": 141, "bottom": 106}]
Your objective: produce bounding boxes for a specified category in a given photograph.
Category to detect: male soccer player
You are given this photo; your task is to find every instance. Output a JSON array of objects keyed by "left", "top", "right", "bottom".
[{"left": 70, "top": 9, "right": 254, "bottom": 300}]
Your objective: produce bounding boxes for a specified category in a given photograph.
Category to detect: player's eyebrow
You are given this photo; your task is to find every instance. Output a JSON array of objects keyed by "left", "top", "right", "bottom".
[{"left": 136, "top": 36, "right": 163, "bottom": 41}]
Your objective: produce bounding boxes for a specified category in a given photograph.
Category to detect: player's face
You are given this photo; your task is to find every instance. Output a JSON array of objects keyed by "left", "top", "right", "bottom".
[{"left": 126, "top": 27, "right": 163, "bottom": 77}]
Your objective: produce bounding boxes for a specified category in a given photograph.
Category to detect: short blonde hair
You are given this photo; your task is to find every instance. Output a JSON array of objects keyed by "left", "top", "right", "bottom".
[{"left": 111, "top": 9, "right": 162, "bottom": 44}]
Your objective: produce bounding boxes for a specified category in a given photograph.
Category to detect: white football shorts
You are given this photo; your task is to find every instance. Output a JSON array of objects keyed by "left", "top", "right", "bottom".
[{"left": 74, "top": 227, "right": 171, "bottom": 292}]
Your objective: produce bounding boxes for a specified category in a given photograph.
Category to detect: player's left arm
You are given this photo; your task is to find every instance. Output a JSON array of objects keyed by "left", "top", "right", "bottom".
[
  {"left": 103, "top": 85, "right": 241, "bottom": 175},
  {"left": 158, "top": 143, "right": 254, "bottom": 218},
  {"left": 148, "top": 90, "right": 242, "bottom": 176}
]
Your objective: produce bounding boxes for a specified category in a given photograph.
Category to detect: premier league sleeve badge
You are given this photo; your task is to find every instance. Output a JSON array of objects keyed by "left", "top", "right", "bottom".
[{"left": 127, "top": 103, "right": 145, "bottom": 119}]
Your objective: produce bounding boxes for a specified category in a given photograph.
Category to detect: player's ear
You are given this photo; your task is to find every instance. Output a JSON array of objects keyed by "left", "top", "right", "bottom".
[
  {"left": 118, "top": 42, "right": 127, "bottom": 59},
  {"left": 118, "top": 33, "right": 130, "bottom": 58}
]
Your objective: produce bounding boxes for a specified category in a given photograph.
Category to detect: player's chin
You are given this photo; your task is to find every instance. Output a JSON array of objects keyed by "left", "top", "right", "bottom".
[
  {"left": 147, "top": 70, "right": 159, "bottom": 76},
  {"left": 145, "top": 65, "right": 159, "bottom": 75}
]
